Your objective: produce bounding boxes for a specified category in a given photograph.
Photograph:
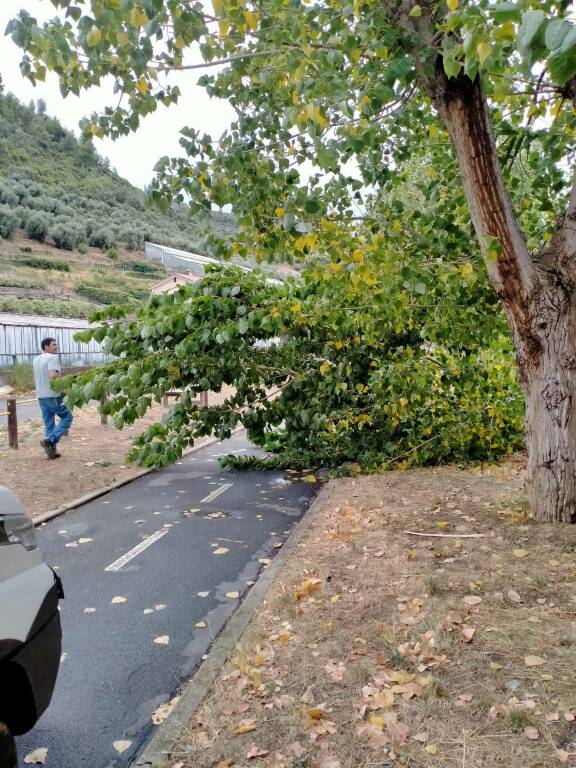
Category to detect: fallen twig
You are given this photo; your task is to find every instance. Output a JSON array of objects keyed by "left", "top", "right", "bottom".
[{"left": 404, "top": 530, "right": 485, "bottom": 538}]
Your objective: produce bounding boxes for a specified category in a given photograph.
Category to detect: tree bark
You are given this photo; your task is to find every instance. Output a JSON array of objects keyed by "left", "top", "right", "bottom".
[{"left": 397, "top": 15, "right": 576, "bottom": 522}]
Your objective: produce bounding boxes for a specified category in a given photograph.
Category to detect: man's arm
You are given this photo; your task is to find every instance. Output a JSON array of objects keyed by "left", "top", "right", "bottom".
[{"left": 48, "top": 359, "right": 61, "bottom": 380}]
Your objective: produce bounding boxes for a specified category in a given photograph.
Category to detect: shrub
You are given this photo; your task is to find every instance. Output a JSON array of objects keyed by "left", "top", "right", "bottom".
[
  {"left": 89, "top": 227, "right": 116, "bottom": 250},
  {"left": 106, "top": 246, "right": 119, "bottom": 260},
  {"left": 119, "top": 225, "right": 144, "bottom": 250},
  {"left": 8, "top": 363, "right": 35, "bottom": 392},
  {"left": 0, "top": 205, "right": 18, "bottom": 239},
  {"left": 0, "top": 296, "right": 91, "bottom": 318},
  {"left": 15, "top": 207, "right": 33, "bottom": 228},
  {"left": 119, "top": 260, "right": 161, "bottom": 274},
  {"left": 19, "top": 245, "right": 33, "bottom": 253},
  {"left": 50, "top": 220, "right": 85, "bottom": 250},
  {"left": 0, "top": 275, "right": 43, "bottom": 289},
  {"left": 78, "top": 242, "right": 89, "bottom": 254},
  {"left": 77, "top": 282, "right": 136, "bottom": 305},
  {"left": 0, "top": 182, "right": 19, "bottom": 207},
  {"left": 20, "top": 256, "right": 71, "bottom": 272},
  {"left": 25, "top": 211, "right": 53, "bottom": 242}
]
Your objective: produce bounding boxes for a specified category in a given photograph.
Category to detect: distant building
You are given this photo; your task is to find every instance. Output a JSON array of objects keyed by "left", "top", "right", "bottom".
[{"left": 149, "top": 272, "right": 201, "bottom": 295}]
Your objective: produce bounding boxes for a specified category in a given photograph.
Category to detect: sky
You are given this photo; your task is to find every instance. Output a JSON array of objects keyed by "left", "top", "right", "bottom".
[{"left": 0, "top": 0, "right": 235, "bottom": 189}]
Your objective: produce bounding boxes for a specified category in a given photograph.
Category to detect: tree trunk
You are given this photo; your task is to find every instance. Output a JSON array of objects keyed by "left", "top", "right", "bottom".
[{"left": 418, "top": 60, "right": 576, "bottom": 522}]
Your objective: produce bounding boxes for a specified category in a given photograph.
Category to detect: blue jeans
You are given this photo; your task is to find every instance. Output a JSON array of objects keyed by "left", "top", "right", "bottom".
[{"left": 38, "top": 396, "right": 73, "bottom": 445}]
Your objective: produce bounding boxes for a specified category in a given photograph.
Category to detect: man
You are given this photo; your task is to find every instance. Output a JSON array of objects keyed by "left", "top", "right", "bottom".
[{"left": 33, "top": 338, "right": 73, "bottom": 459}]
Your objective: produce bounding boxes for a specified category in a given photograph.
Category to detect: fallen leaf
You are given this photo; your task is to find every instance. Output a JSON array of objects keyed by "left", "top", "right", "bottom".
[
  {"left": 152, "top": 697, "right": 180, "bottom": 724},
  {"left": 155, "top": 604, "right": 166, "bottom": 610},
  {"left": 524, "top": 726, "right": 540, "bottom": 740},
  {"left": 84, "top": 607, "right": 96, "bottom": 614},
  {"left": 556, "top": 750, "right": 570, "bottom": 763},
  {"left": 246, "top": 744, "right": 270, "bottom": 759},
  {"left": 258, "top": 558, "right": 271, "bottom": 565},
  {"left": 461, "top": 626, "right": 476, "bottom": 643},
  {"left": 78, "top": 537, "right": 93, "bottom": 544},
  {"left": 111, "top": 596, "right": 127, "bottom": 604},
  {"left": 113, "top": 740, "right": 132, "bottom": 755},
  {"left": 546, "top": 712, "right": 560, "bottom": 722},
  {"left": 300, "top": 686, "right": 315, "bottom": 704},
  {"left": 226, "top": 591, "right": 240, "bottom": 599},
  {"left": 564, "top": 711, "right": 575, "bottom": 721},
  {"left": 198, "top": 591, "right": 210, "bottom": 597},
  {"left": 524, "top": 655, "right": 545, "bottom": 667},
  {"left": 489, "top": 661, "right": 503, "bottom": 670},
  {"left": 507, "top": 590, "right": 523, "bottom": 603},
  {"left": 463, "top": 595, "right": 482, "bottom": 606},
  {"left": 195, "top": 621, "right": 207, "bottom": 628},
  {"left": 214, "top": 547, "right": 230, "bottom": 555},
  {"left": 413, "top": 732, "right": 428, "bottom": 743},
  {"left": 294, "top": 578, "right": 322, "bottom": 601},
  {"left": 65, "top": 542, "right": 78, "bottom": 548},
  {"left": 317, "top": 756, "right": 341, "bottom": 768},
  {"left": 23, "top": 748, "right": 48, "bottom": 764},
  {"left": 236, "top": 719, "right": 258, "bottom": 734},
  {"left": 356, "top": 722, "right": 389, "bottom": 750},
  {"left": 455, "top": 692, "right": 474, "bottom": 706},
  {"left": 325, "top": 660, "right": 346, "bottom": 682},
  {"left": 154, "top": 635, "right": 170, "bottom": 645},
  {"left": 304, "top": 475, "right": 317, "bottom": 483},
  {"left": 289, "top": 742, "right": 306, "bottom": 758},
  {"left": 214, "top": 761, "right": 235, "bottom": 768},
  {"left": 143, "top": 608, "right": 154, "bottom": 614},
  {"left": 425, "top": 744, "right": 438, "bottom": 754},
  {"left": 513, "top": 549, "right": 528, "bottom": 558}
]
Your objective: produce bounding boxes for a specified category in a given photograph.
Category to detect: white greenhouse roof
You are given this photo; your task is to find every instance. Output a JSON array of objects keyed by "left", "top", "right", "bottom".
[{"left": 0, "top": 313, "right": 91, "bottom": 328}]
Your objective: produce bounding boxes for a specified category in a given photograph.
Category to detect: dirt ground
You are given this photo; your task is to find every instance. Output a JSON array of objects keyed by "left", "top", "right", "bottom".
[
  {"left": 0, "top": 389, "right": 233, "bottom": 518},
  {"left": 173, "top": 459, "right": 576, "bottom": 768}
]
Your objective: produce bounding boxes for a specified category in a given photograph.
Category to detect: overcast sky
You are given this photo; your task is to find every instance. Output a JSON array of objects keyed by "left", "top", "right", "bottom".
[{"left": 0, "top": 0, "right": 235, "bottom": 189}]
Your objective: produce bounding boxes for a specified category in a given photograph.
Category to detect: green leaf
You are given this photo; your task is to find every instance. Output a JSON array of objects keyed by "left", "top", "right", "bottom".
[
  {"left": 517, "top": 10, "right": 545, "bottom": 51},
  {"left": 86, "top": 27, "right": 102, "bottom": 47},
  {"left": 491, "top": 2, "right": 521, "bottom": 23},
  {"left": 443, "top": 53, "right": 461, "bottom": 78},
  {"left": 547, "top": 29, "right": 576, "bottom": 84},
  {"left": 544, "top": 18, "right": 570, "bottom": 52},
  {"left": 408, "top": 5, "right": 422, "bottom": 17}
]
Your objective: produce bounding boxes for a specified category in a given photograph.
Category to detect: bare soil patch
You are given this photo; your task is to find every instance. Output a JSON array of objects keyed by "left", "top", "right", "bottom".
[
  {"left": 174, "top": 460, "right": 576, "bottom": 768},
  {"left": 0, "top": 388, "right": 234, "bottom": 518}
]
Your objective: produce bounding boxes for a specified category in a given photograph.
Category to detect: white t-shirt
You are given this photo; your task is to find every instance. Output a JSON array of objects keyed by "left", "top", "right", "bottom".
[{"left": 33, "top": 353, "right": 60, "bottom": 399}]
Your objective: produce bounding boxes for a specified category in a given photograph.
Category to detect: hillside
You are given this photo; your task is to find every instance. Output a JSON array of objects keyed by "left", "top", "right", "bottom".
[{"left": 0, "top": 93, "right": 236, "bottom": 316}]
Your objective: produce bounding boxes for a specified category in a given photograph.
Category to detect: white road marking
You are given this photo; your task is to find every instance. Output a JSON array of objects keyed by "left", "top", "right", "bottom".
[
  {"left": 200, "top": 482, "right": 234, "bottom": 503},
  {"left": 104, "top": 528, "right": 169, "bottom": 572}
]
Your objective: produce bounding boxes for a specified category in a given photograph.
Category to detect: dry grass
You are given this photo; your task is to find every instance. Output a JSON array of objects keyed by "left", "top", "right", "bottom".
[{"left": 173, "top": 461, "right": 576, "bottom": 768}]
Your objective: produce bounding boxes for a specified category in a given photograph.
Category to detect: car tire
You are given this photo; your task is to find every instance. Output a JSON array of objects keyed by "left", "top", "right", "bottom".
[{"left": 0, "top": 722, "right": 16, "bottom": 768}]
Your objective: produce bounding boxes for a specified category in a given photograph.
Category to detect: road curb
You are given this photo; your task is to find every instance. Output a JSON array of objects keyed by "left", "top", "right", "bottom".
[
  {"left": 133, "top": 481, "right": 334, "bottom": 768},
  {"left": 33, "top": 433, "right": 238, "bottom": 526}
]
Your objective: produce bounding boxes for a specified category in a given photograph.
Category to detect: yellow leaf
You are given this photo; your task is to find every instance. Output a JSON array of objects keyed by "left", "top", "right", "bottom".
[
  {"left": 235, "top": 720, "right": 257, "bottom": 734},
  {"left": 477, "top": 42, "right": 491, "bottom": 65},
  {"left": 513, "top": 548, "right": 528, "bottom": 558},
  {"left": 218, "top": 19, "right": 230, "bottom": 36},
  {"left": 243, "top": 10, "right": 259, "bottom": 30},
  {"left": 447, "top": 0, "right": 458, "bottom": 9},
  {"left": 225, "top": 591, "right": 239, "bottom": 599},
  {"left": 136, "top": 77, "right": 148, "bottom": 94},
  {"left": 425, "top": 744, "right": 438, "bottom": 754},
  {"left": 213, "top": 547, "right": 229, "bottom": 555},
  {"left": 174, "top": 35, "right": 185, "bottom": 49},
  {"left": 435, "top": 521, "right": 449, "bottom": 528},
  {"left": 275, "top": 207, "right": 285, "bottom": 218},
  {"left": 86, "top": 28, "right": 102, "bottom": 47},
  {"left": 304, "top": 474, "right": 317, "bottom": 483},
  {"left": 195, "top": 621, "right": 207, "bottom": 628},
  {"left": 212, "top": 0, "right": 223, "bottom": 13},
  {"left": 130, "top": 8, "right": 148, "bottom": 27},
  {"left": 116, "top": 31, "right": 130, "bottom": 47},
  {"left": 409, "top": 4, "right": 422, "bottom": 16},
  {"left": 320, "top": 361, "right": 331, "bottom": 376}
]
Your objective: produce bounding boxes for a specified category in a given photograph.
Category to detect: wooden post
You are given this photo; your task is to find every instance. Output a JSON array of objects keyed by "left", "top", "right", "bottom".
[
  {"left": 199, "top": 391, "right": 208, "bottom": 407},
  {"left": 7, "top": 397, "right": 18, "bottom": 449},
  {"left": 100, "top": 394, "right": 108, "bottom": 425}
]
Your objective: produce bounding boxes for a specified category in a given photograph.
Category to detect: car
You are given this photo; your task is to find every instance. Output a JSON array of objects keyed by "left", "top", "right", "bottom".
[{"left": 0, "top": 487, "right": 63, "bottom": 768}]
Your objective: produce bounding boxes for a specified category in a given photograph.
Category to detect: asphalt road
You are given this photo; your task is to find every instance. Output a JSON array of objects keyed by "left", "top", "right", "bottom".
[
  {"left": 0, "top": 397, "right": 41, "bottom": 426},
  {"left": 16, "top": 433, "right": 317, "bottom": 768}
]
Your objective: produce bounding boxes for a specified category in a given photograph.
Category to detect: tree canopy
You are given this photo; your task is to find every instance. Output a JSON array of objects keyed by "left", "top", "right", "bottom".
[{"left": 6, "top": 1, "right": 576, "bottom": 517}]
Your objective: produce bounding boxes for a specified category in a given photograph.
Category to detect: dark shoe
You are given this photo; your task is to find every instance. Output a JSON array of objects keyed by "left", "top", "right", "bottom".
[{"left": 40, "top": 439, "right": 57, "bottom": 459}]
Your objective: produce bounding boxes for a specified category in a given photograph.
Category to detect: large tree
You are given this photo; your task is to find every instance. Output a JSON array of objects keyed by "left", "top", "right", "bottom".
[{"left": 6, "top": 0, "right": 576, "bottom": 521}]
